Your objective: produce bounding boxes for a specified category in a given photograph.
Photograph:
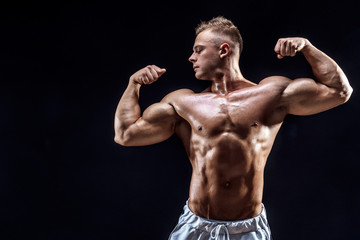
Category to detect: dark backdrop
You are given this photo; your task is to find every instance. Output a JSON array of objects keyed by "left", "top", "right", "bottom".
[{"left": 0, "top": 0, "right": 359, "bottom": 239}]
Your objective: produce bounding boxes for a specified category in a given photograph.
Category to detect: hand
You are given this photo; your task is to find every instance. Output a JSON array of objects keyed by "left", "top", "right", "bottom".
[
  {"left": 274, "top": 37, "right": 309, "bottom": 59},
  {"left": 130, "top": 65, "right": 166, "bottom": 85}
]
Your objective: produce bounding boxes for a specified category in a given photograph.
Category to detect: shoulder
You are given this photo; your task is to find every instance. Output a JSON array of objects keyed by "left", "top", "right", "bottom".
[
  {"left": 257, "top": 76, "right": 293, "bottom": 94},
  {"left": 161, "top": 88, "right": 195, "bottom": 103},
  {"left": 259, "top": 76, "right": 292, "bottom": 86}
]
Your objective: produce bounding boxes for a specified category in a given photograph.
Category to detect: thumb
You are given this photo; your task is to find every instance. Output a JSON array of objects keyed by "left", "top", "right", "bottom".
[
  {"left": 277, "top": 54, "right": 284, "bottom": 59},
  {"left": 158, "top": 68, "right": 166, "bottom": 77}
]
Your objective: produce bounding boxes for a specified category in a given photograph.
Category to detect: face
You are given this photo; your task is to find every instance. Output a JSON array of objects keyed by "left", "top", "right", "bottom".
[{"left": 188, "top": 30, "right": 222, "bottom": 81}]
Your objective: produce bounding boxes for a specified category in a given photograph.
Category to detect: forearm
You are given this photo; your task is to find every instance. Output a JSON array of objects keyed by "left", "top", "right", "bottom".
[
  {"left": 114, "top": 81, "right": 142, "bottom": 141},
  {"left": 301, "top": 41, "right": 352, "bottom": 97}
]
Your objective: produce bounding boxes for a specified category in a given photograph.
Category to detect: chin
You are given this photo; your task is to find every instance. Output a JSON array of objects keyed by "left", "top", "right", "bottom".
[
  {"left": 195, "top": 76, "right": 206, "bottom": 81},
  {"left": 195, "top": 72, "right": 210, "bottom": 81}
]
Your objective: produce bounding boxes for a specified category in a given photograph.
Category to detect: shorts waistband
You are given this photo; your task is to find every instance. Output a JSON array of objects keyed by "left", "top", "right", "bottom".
[{"left": 178, "top": 201, "right": 270, "bottom": 235}]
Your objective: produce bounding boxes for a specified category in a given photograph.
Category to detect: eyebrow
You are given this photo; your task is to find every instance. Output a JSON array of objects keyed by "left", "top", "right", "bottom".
[{"left": 193, "top": 45, "right": 205, "bottom": 51}]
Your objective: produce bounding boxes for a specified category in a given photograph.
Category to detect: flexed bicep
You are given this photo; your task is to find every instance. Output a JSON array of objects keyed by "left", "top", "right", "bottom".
[
  {"left": 283, "top": 77, "right": 346, "bottom": 116},
  {"left": 275, "top": 37, "right": 352, "bottom": 114},
  {"left": 115, "top": 102, "right": 179, "bottom": 146},
  {"left": 114, "top": 64, "right": 178, "bottom": 146}
]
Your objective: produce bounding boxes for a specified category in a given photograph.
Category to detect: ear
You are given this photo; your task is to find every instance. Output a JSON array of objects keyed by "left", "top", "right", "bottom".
[{"left": 219, "top": 43, "right": 231, "bottom": 59}]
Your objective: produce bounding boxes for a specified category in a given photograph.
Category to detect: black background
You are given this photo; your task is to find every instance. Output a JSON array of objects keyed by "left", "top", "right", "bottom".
[{"left": 0, "top": 0, "right": 359, "bottom": 239}]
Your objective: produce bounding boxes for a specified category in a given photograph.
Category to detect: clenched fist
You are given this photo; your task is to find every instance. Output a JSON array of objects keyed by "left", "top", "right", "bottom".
[
  {"left": 274, "top": 37, "right": 310, "bottom": 59},
  {"left": 130, "top": 65, "right": 166, "bottom": 85}
]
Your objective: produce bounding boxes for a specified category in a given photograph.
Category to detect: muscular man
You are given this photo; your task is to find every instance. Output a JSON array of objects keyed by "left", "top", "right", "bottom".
[{"left": 114, "top": 17, "right": 352, "bottom": 239}]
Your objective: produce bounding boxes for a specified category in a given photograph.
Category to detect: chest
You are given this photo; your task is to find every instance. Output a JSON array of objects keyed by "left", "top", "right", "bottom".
[{"left": 176, "top": 90, "right": 280, "bottom": 137}]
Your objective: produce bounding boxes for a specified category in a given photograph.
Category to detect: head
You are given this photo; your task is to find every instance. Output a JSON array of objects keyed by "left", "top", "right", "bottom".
[{"left": 189, "top": 16, "right": 243, "bottom": 80}]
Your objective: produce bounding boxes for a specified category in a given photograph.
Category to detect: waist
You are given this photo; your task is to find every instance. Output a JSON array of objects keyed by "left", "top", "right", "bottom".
[
  {"left": 188, "top": 197, "right": 263, "bottom": 221},
  {"left": 189, "top": 172, "right": 264, "bottom": 220},
  {"left": 179, "top": 200, "right": 269, "bottom": 234}
]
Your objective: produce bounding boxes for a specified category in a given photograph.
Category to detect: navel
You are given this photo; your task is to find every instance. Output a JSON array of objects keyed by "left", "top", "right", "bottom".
[
  {"left": 225, "top": 181, "right": 231, "bottom": 188},
  {"left": 251, "top": 121, "right": 259, "bottom": 128}
]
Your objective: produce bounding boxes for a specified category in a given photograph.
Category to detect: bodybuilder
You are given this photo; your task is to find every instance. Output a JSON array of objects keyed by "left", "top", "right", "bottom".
[{"left": 114, "top": 17, "right": 352, "bottom": 239}]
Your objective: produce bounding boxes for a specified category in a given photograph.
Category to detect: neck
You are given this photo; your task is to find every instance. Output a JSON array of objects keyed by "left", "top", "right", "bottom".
[{"left": 210, "top": 61, "right": 253, "bottom": 95}]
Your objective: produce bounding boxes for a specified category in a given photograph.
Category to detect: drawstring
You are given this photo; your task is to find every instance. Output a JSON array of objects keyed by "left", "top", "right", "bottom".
[{"left": 210, "top": 224, "right": 230, "bottom": 240}]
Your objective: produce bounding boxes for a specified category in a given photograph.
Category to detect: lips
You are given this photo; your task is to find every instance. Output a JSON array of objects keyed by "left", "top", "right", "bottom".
[{"left": 193, "top": 66, "right": 199, "bottom": 71}]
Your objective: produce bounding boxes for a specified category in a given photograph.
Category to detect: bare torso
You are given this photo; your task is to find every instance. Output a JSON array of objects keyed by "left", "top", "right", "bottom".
[
  {"left": 115, "top": 36, "right": 352, "bottom": 222},
  {"left": 170, "top": 80, "right": 288, "bottom": 221}
]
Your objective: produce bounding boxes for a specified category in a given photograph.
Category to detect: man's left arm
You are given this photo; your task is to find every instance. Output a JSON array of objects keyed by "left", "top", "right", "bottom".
[{"left": 275, "top": 37, "right": 353, "bottom": 115}]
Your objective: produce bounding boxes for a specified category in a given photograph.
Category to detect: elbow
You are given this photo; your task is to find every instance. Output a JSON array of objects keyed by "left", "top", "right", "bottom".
[
  {"left": 114, "top": 118, "right": 133, "bottom": 146},
  {"left": 114, "top": 135, "right": 125, "bottom": 146},
  {"left": 114, "top": 130, "right": 131, "bottom": 146},
  {"left": 341, "top": 84, "right": 353, "bottom": 103},
  {"left": 339, "top": 74, "right": 353, "bottom": 103},
  {"left": 334, "top": 82, "right": 353, "bottom": 105},
  {"left": 333, "top": 69, "right": 353, "bottom": 103}
]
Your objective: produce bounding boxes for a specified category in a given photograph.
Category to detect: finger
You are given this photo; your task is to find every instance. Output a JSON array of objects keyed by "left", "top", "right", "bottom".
[
  {"left": 290, "top": 44, "right": 297, "bottom": 57},
  {"left": 151, "top": 65, "right": 166, "bottom": 76},
  {"left": 158, "top": 68, "right": 166, "bottom": 77},
  {"left": 144, "top": 68, "right": 155, "bottom": 82},
  {"left": 137, "top": 75, "right": 146, "bottom": 84},
  {"left": 143, "top": 75, "right": 151, "bottom": 84},
  {"left": 151, "top": 64, "right": 164, "bottom": 73},
  {"left": 139, "top": 75, "right": 146, "bottom": 84},
  {"left": 274, "top": 39, "right": 282, "bottom": 54},
  {"left": 149, "top": 66, "right": 159, "bottom": 80},
  {"left": 280, "top": 40, "right": 287, "bottom": 57},
  {"left": 285, "top": 40, "right": 291, "bottom": 56}
]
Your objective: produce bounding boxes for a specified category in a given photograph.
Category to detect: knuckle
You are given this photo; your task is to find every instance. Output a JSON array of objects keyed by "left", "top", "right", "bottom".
[{"left": 141, "top": 73, "right": 147, "bottom": 79}]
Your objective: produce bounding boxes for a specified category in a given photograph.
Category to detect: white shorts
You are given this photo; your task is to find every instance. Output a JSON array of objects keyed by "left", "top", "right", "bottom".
[{"left": 168, "top": 201, "right": 272, "bottom": 240}]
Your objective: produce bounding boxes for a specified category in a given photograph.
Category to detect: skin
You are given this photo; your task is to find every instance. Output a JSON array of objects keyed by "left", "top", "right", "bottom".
[{"left": 114, "top": 29, "right": 352, "bottom": 221}]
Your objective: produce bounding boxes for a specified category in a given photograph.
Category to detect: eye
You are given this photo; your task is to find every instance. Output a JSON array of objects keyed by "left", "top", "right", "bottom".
[{"left": 195, "top": 48, "right": 203, "bottom": 54}]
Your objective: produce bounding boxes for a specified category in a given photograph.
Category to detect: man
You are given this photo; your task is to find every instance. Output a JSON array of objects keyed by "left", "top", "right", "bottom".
[{"left": 114, "top": 17, "right": 352, "bottom": 240}]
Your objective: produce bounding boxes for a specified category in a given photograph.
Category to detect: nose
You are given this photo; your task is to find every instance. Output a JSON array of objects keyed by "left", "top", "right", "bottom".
[{"left": 188, "top": 53, "right": 196, "bottom": 63}]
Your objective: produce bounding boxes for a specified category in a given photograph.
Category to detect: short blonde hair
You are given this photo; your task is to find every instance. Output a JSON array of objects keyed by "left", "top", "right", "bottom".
[{"left": 195, "top": 16, "right": 243, "bottom": 56}]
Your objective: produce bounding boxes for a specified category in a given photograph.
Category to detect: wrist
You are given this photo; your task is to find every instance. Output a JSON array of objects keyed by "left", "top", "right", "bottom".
[
  {"left": 300, "top": 39, "right": 314, "bottom": 53},
  {"left": 126, "top": 79, "right": 141, "bottom": 96},
  {"left": 128, "top": 77, "right": 142, "bottom": 88}
]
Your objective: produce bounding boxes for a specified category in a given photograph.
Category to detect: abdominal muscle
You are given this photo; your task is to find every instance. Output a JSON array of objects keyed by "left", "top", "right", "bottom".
[{"left": 187, "top": 132, "right": 267, "bottom": 221}]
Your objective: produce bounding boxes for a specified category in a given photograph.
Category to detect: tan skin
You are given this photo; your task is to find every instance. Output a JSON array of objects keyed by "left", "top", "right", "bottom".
[{"left": 114, "top": 29, "right": 352, "bottom": 221}]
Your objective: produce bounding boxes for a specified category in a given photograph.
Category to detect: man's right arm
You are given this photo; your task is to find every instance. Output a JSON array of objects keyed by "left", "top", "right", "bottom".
[
  {"left": 114, "top": 65, "right": 179, "bottom": 146},
  {"left": 274, "top": 38, "right": 353, "bottom": 116}
]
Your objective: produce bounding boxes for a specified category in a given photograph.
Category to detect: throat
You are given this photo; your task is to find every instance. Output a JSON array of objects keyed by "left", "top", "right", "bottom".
[{"left": 211, "top": 78, "right": 256, "bottom": 95}]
